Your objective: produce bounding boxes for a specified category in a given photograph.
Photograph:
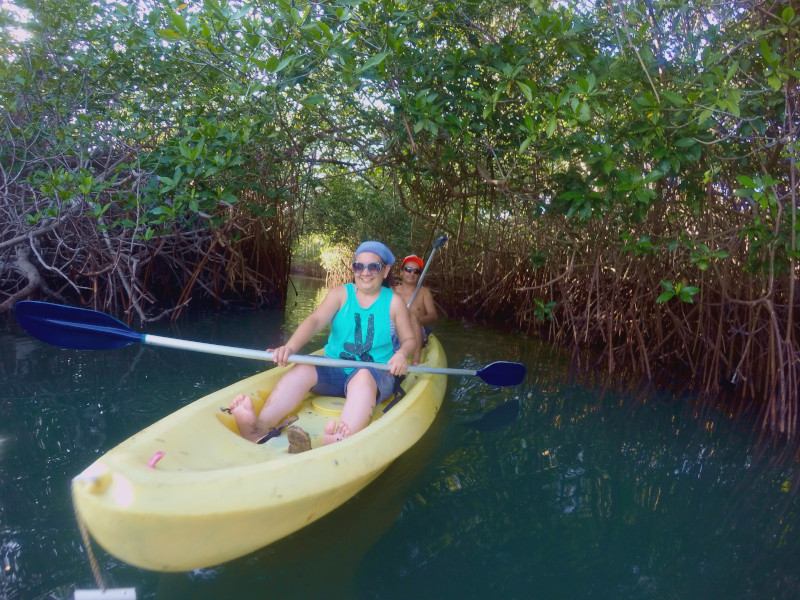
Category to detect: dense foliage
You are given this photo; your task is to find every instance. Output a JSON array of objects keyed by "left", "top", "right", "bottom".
[{"left": 1, "top": 0, "right": 798, "bottom": 434}]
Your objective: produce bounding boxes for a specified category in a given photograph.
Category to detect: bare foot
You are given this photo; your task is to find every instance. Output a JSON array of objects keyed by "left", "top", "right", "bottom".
[
  {"left": 322, "top": 420, "right": 352, "bottom": 445},
  {"left": 229, "top": 394, "right": 261, "bottom": 442}
]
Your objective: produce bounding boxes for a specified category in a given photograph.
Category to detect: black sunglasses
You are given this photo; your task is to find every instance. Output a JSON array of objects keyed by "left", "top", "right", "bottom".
[
  {"left": 352, "top": 261, "right": 385, "bottom": 274},
  {"left": 403, "top": 266, "right": 422, "bottom": 275}
]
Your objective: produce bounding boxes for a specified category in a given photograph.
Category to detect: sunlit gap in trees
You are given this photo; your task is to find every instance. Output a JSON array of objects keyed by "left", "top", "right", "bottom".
[{"left": 0, "top": 1, "right": 32, "bottom": 48}]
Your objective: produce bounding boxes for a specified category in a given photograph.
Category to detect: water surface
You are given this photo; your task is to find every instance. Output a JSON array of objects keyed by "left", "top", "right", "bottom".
[{"left": 1, "top": 277, "right": 798, "bottom": 599}]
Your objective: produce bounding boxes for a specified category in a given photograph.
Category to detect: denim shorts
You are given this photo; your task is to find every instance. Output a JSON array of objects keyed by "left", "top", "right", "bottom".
[{"left": 311, "top": 365, "right": 396, "bottom": 404}]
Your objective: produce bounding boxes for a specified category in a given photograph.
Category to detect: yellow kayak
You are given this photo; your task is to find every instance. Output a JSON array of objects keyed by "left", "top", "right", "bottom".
[{"left": 71, "top": 335, "right": 447, "bottom": 572}]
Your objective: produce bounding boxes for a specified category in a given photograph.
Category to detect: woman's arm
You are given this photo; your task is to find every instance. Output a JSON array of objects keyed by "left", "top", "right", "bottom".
[
  {"left": 388, "top": 294, "right": 415, "bottom": 375},
  {"left": 270, "top": 285, "right": 346, "bottom": 366}
]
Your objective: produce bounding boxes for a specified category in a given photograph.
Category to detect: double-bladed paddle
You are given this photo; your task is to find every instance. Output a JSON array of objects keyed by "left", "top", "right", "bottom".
[{"left": 14, "top": 301, "right": 527, "bottom": 387}]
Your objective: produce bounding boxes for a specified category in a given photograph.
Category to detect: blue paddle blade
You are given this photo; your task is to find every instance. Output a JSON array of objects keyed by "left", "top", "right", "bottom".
[
  {"left": 14, "top": 301, "right": 143, "bottom": 350},
  {"left": 476, "top": 361, "right": 527, "bottom": 387}
]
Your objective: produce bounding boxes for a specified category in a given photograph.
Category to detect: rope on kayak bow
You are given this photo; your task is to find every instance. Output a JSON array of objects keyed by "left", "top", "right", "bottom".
[{"left": 71, "top": 476, "right": 107, "bottom": 590}]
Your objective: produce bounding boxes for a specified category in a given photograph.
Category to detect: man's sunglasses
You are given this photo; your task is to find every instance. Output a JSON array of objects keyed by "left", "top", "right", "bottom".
[
  {"left": 352, "top": 261, "right": 385, "bottom": 274},
  {"left": 403, "top": 266, "right": 422, "bottom": 275}
]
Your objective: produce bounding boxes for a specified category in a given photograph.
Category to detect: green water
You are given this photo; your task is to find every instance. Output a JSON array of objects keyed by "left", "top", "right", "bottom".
[{"left": 1, "top": 277, "right": 799, "bottom": 600}]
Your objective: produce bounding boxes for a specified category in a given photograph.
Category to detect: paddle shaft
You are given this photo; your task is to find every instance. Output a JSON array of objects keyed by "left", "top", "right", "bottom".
[
  {"left": 13, "top": 300, "right": 525, "bottom": 385},
  {"left": 407, "top": 236, "right": 447, "bottom": 309},
  {"left": 144, "top": 334, "right": 481, "bottom": 377}
]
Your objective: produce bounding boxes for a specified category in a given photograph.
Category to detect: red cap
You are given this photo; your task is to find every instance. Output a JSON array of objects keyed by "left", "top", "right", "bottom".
[{"left": 402, "top": 255, "right": 424, "bottom": 269}]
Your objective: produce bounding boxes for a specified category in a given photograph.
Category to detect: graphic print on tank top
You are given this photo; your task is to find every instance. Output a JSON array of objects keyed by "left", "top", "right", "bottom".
[{"left": 340, "top": 312, "right": 375, "bottom": 362}]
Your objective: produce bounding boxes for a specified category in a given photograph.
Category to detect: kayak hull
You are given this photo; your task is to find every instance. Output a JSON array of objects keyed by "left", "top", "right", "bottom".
[{"left": 72, "top": 336, "right": 447, "bottom": 572}]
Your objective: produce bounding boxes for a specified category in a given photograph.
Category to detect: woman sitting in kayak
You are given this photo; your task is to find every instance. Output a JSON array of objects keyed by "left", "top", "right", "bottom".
[{"left": 228, "top": 241, "right": 416, "bottom": 446}]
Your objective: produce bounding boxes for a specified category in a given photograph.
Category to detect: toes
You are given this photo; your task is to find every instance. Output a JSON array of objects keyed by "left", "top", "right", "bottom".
[
  {"left": 230, "top": 395, "right": 253, "bottom": 413},
  {"left": 322, "top": 421, "right": 343, "bottom": 445}
]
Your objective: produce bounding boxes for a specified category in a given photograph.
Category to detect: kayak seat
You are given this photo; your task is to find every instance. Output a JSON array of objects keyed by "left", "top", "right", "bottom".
[
  {"left": 311, "top": 396, "right": 346, "bottom": 416},
  {"left": 311, "top": 380, "right": 405, "bottom": 420}
]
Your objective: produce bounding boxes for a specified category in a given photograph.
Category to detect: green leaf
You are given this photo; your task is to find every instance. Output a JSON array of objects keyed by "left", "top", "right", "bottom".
[
  {"left": 661, "top": 90, "right": 685, "bottom": 106},
  {"left": 577, "top": 101, "right": 590, "bottom": 123},
  {"left": 157, "top": 29, "right": 182, "bottom": 40},
  {"left": 358, "top": 51, "right": 391, "bottom": 72},
  {"left": 268, "top": 56, "right": 293, "bottom": 73},
  {"left": 656, "top": 292, "right": 674, "bottom": 303},
  {"left": 726, "top": 61, "right": 739, "bottom": 81},
  {"left": 524, "top": 115, "right": 535, "bottom": 131},
  {"left": 761, "top": 38, "right": 775, "bottom": 66},
  {"left": 675, "top": 137, "right": 697, "bottom": 147},
  {"left": 684, "top": 286, "right": 700, "bottom": 295},
  {"left": 782, "top": 6, "right": 795, "bottom": 22},
  {"left": 265, "top": 56, "right": 280, "bottom": 72},
  {"left": 546, "top": 115, "right": 556, "bottom": 138},
  {"left": 300, "top": 93, "right": 326, "bottom": 106},
  {"left": 643, "top": 169, "right": 664, "bottom": 183},
  {"left": 737, "top": 175, "right": 756, "bottom": 188},
  {"left": 517, "top": 81, "right": 533, "bottom": 102},
  {"left": 170, "top": 12, "right": 188, "bottom": 36}
]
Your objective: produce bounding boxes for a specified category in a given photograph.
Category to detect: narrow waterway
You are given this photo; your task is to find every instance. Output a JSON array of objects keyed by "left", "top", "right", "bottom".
[{"left": 1, "top": 276, "right": 798, "bottom": 599}]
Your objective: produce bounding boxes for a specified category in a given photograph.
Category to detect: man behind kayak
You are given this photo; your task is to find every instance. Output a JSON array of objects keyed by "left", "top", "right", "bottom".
[{"left": 393, "top": 254, "right": 438, "bottom": 364}]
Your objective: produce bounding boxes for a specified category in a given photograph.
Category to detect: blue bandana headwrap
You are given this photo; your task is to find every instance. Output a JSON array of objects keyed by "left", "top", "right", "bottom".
[{"left": 354, "top": 241, "right": 395, "bottom": 267}]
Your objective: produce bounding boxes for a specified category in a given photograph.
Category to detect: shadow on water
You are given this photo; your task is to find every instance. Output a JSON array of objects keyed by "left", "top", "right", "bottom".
[{"left": 1, "top": 277, "right": 800, "bottom": 600}]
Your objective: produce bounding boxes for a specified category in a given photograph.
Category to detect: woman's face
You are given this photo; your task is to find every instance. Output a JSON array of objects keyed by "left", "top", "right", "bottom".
[{"left": 352, "top": 251, "right": 389, "bottom": 290}]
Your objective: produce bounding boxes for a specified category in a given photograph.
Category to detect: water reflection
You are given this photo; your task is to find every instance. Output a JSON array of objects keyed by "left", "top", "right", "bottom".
[
  {"left": 357, "top": 375, "right": 800, "bottom": 600},
  {"left": 1, "top": 281, "right": 799, "bottom": 600}
]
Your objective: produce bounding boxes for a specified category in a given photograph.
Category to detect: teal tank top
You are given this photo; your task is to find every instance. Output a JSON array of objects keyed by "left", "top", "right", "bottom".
[{"left": 325, "top": 283, "right": 395, "bottom": 370}]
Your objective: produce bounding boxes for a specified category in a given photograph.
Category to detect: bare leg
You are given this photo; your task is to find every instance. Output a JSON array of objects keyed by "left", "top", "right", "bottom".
[
  {"left": 409, "top": 314, "right": 424, "bottom": 365},
  {"left": 321, "top": 369, "right": 378, "bottom": 445},
  {"left": 230, "top": 365, "right": 318, "bottom": 443}
]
